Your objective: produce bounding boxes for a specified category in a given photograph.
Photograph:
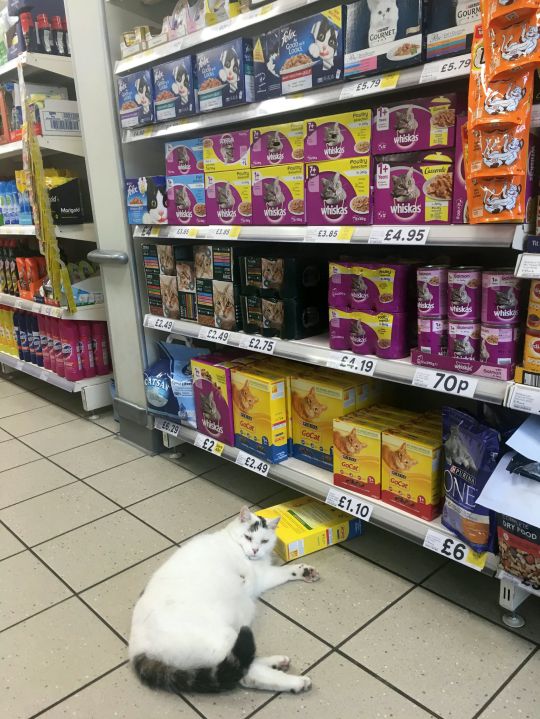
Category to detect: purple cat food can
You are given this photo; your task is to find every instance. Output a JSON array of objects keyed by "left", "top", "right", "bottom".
[
  {"left": 448, "top": 321, "right": 480, "bottom": 360},
  {"left": 417, "top": 265, "right": 448, "bottom": 318},
  {"left": 481, "top": 269, "right": 522, "bottom": 326},
  {"left": 418, "top": 318, "right": 448, "bottom": 355},
  {"left": 480, "top": 324, "right": 520, "bottom": 367},
  {"left": 328, "top": 263, "right": 353, "bottom": 310},
  {"left": 447, "top": 267, "right": 482, "bottom": 321},
  {"left": 329, "top": 308, "right": 353, "bottom": 351},
  {"left": 350, "top": 311, "right": 378, "bottom": 356}
]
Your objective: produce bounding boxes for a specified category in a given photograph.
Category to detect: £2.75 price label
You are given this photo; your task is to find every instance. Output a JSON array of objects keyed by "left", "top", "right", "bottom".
[
  {"left": 236, "top": 451, "right": 270, "bottom": 477},
  {"left": 194, "top": 433, "right": 224, "bottom": 456},
  {"left": 154, "top": 416, "right": 181, "bottom": 437},
  {"left": 369, "top": 226, "right": 429, "bottom": 245},
  {"left": 423, "top": 529, "right": 487, "bottom": 571},
  {"left": 144, "top": 315, "right": 174, "bottom": 332},
  {"left": 198, "top": 327, "right": 230, "bottom": 345},
  {"left": 326, "top": 487, "right": 374, "bottom": 521},
  {"left": 413, "top": 368, "right": 478, "bottom": 399},
  {"left": 327, "top": 353, "right": 377, "bottom": 377},
  {"left": 239, "top": 335, "right": 276, "bottom": 354}
]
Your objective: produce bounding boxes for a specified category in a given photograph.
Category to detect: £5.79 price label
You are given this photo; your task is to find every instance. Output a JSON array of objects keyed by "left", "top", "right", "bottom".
[
  {"left": 369, "top": 226, "right": 429, "bottom": 245},
  {"left": 207, "top": 225, "right": 241, "bottom": 240},
  {"left": 326, "top": 487, "right": 374, "bottom": 521},
  {"left": 236, "top": 451, "right": 270, "bottom": 477},
  {"left": 413, "top": 368, "right": 478, "bottom": 399},
  {"left": 340, "top": 71, "right": 400, "bottom": 100},
  {"left": 239, "top": 335, "right": 276, "bottom": 354},
  {"left": 420, "top": 54, "right": 471, "bottom": 83},
  {"left": 327, "top": 353, "right": 377, "bottom": 377},
  {"left": 194, "top": 433, "right": 224, "bottom": 456},
  {"left": 305, "top": 226, "right": 355, "bottom": 242},
  {"left": 154, "top": 416, "right": 181, "bottom": 437},
  {"left": 144, "top": 315, "right": 174, "bottom": 332},
  {"left": 198, "top": 327, "right": 230, "bottom": 345},
  {"left": 423, "top": 529, "right": 487, "bottom": 571}
]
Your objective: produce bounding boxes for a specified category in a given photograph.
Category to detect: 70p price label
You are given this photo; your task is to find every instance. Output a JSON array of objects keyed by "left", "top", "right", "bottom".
[
  {"left": 327, "top": 353, "right": 377, "bottom": 377},
  {"left": 194, "top": 433, "right": 224, "bottom": 456},
  {"left": 423, "top": 529, "right": 487, "bottom": 571},
  {"left": 369, "top": 226, "right": 429, "bottom": 245},
  {"left": 413, "top": 368, "right": 478, "bottom": 399}
]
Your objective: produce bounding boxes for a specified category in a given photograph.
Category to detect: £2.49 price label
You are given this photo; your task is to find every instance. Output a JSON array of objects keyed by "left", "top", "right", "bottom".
[
  {"left": 369, "top": 226, "right": 429, "bottom": 245},
  {"left": 198, "top": 327, "right": 230, "bottom": 345},
  {"left": 413, "top": 368, "right": 478, "bottom": 398},
  {"left": 423, "top": 529, "right": 487, "bottom": 571},
  {"left": 239, "top": 335, "right": 276, "bottom": 354},
  {"left": 194, "top": 433, "right": 224, "bottom": 456},
  {"left": 236, "top": 451, "right": 270, "bottom": 476},
  {"left": 154, "top": 416, "right": 181, "bottom": 437},
  {"left": 326, "top": 487, "right": 374, "bottom": 521},
  {"left": 144, "top": 315, "right": 174, "bottom": 332},
  {"left": 327, "top": 353, "right": 377, "bottom": 377}
]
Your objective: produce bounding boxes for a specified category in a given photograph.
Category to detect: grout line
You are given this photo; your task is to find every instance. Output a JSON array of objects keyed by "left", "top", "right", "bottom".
[
  {"left": 0, "top": 456, "right": 47, "bottom": 477},
  {"left": 122, "top": 473, "right": 199, "bottom": 510},
  {"left": 0, "top": 595, "right": 73, "bottom": 636},
  {"left": 47, "top": 432, "right": 131, "bottom": 460},
  {"left": 28, "top": 508, "right": 123, "bottom": 549},
  {"left": 337, "top": 541, "right": 436, "bottom": 583},
  {"left": 13, "top": 414, "right": 86, "bottom": 438},
  {"left": 0, "top": 401, "right": 51, "bottom": 418},
  {"left": 258, "top": 598, "right": 333, "bottom": 649},
  {"left": 0, "top": 479, "right": 80, "bottom": 511}
]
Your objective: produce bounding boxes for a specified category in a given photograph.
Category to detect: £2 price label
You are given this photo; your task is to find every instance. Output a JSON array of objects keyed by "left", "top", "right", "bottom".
[
  {"left": 145, "top": 315, "right": 174, "bottom": 332},
  {"left": 423, "top": 529, "right": 487, "bottom": 571},
  {"left": 154, "top": 416, "right": 181, "bottom": 437},
  {"left": 198, "top": 327, "right": 230, "bottom": 345},
  {"left": 236, "top": 451, "right": 270, "bottom": 477},
  {"left": 194, "top": 433, "right": 224, "bottom": 456},
  {"left": 326, "top": 488, "right": 374, "bottom": 521},
  {"left": 327, "top": 353, "right": 377, "bottom": 377},
  {"left": 413, "top": 368, "right": 478, "bottom": 399},
  {"left": 239, "top": 335, "right": 276, "bottom": 355},
  {"left": 369, "top": 226, "right": 429, "bottom": 245}
]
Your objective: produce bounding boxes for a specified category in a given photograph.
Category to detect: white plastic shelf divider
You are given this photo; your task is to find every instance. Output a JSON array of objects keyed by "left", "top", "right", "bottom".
[
  {"left": 0, "top": 223, "right": 97, "bottom": 242},
  {"left": 0, "top": 293, "right": 106, "bottom": 321},
  {"left": 0, "top": 136, "right": 84, "bottom": 158},
  {"left": 515, "top": 252, "right": 540, "bottom": 279},
  {"left": 0, "top": 52, "right": 73, "bottom": 80}
]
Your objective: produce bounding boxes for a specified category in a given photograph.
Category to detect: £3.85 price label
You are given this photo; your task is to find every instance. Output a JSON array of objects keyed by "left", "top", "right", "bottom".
[
  {"left": 207, "top": 225, "right": 241, "bottom": 240},
  {"left": 239, "top": 335, "right": 276, "bottom": 354},
  {"left": 198, "top": 327, "right": 230, "bottom": 345},
  {"left": 423, "top": 529, "right": 487, "bottom": 571},
  {"left": 154, "top": 416, "right": 181, "bottom": 437},
  {"left": 340, "top": 71, "right": 400, "bottom": 100},
  {"left": 168, "top": 226, "right": 198, "bottom": 239},
  {"left": 326, "top": 487, "right": 374, "bottom": 521},
  {"left": 236, "top": 451, "right": 270, "bottom": 477},
  {"left": 420, "top": 54, "right": 471, "bottom": 83},
  {"left": 413, "top": 368, "right": 478, "bottom": 399},
  {"left": 306, "top": 226, "right": 355, "bottom": 242},
  {"left": 194, "top": 433, "right": 224, "bottom": 456},
  {"left": 327, "top": 353, "right": 377, "bottom": 377},
  {"left": 369, "top": 226, "right": 429, "bottom": 245}
]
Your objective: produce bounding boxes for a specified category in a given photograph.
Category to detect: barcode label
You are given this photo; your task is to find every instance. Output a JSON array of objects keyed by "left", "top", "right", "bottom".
[
  {"left": 47, "top": 118, "right": 80, "bottom": 132},
  {"left": 524, "top": 372, "right": 540, "bottom": 388}
]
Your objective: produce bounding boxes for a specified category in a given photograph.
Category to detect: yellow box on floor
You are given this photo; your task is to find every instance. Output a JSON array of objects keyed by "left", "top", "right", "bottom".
[{"left": 257, "top": 496, "right": 362, "bottom": 561}]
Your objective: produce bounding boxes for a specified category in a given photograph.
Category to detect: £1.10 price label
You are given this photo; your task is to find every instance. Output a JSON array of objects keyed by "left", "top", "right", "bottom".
[
  {"left": 420, "top": 54, "right": 471, "bottom": 83},
  {"left": 144, "top": 315, "right": 174, "bottom": 332},
  {"left": 327, "top": 353, "right": 377, "bottom": 377},
  {"left": 239, "top": 335, "right": 276, "bottom": 355},
  {"left": 194, "top": 433, "right": 225, "bottom": 456},
  {"left": 326, "top": 487, "right": 374, "bottom": 521},
  {"left": 369, "top": 226, "right": 429, "bottom": 245},
  {"left": 423, "top": 529, "right": 487, "bottom": 571},
  {"left": 154, "top": 416, "right": 181, "bottom": 437},
  {"left": 413, "top": 368, "right": 478, "bottom": 398},
  {"left": 207, "top": 225, "right": 241, "bottom": 240},
  {"left": 198, "top": 327, "right": 230, "bottom": 345},
  {"left": 236, "top": 451, "right": 270, "bottom": 477}
]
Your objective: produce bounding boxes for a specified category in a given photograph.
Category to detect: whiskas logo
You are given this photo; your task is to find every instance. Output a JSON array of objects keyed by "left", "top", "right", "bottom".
[
  {"left": 418, "top": 300, "right": 435, "bottom": 312},
  {"left": 324, "top": 145, "right": 344, "bottom": 158},
  {"left": 391, "top": 202, "right": 421, "bottom": 215},
  {"left": 395, "top": 132, "right": 418, "bottom": 146},
  {"left": 218, "top": 208, "right": 235, "bottom": 219},
  {"left": 268, "top": 151, "right": 284, "bottom": 162},
  {"left": 323, "top": 205, "right": 348, "bottom": 217},
  {"left": 264, "top": 207, "right": 286, "bottom": 217},
  {"left": 203, "top": 417, "right": 223, "bottom": 434}
]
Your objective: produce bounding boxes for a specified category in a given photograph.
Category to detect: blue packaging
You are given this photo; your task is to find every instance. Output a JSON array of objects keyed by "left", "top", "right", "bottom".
[
  {"left": 344, "top": 0, "right": 423, "bottom": 78},
  {"left": 253, "top": 30, "right": 281, "bottom": 102},
  {"left": 424, "top": 0, "right": 480, "bottom": 61},
  {"left": 152, "top": 56, "right": 198, "bottom": 123},
  {"left": 165, "top": 138, "right": 204, "bottom": 176},
  {"left": 278, "top": 7, "right": 344, "bottom": 95},
  {"left": 196, "top": 38, "right": 254, "bottom": 113},
  {"left": 117, "top": 70, "right": 154, "bottom": 129},
  {"left": 125, "top": 176, "right": 167, "bottom": 225}
]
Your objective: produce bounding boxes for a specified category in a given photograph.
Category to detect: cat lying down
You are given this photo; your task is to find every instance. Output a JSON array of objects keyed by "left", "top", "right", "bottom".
[{"left": 129, "top": 506, "right": 320, "bottom": 694}]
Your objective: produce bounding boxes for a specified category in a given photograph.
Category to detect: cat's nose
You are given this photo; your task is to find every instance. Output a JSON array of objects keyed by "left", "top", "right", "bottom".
[{"left": 253, "top": 547, "right": 259, "bottom": 555}]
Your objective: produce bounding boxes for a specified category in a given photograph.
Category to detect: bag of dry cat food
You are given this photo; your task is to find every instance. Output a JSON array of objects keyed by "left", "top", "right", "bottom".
[
  {"left": 469, "top": 123, "right": 530, "bottom": 178},
  {"left": 498, "top": 514, "right": 540, "bottom": 591},
  {"left": 442, "top": 407, "right": 500, "bottom": 553},
  {"left": 482, "top": 0, "right": 540, "bottom": 79}
]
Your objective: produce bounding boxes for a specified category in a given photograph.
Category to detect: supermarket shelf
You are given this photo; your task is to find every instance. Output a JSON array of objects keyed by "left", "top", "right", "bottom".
[
  {"left": 515, "top": 252, "right": 540, "bottom": 279},
  {"left": 0, "top": 136, "right": 84, "bottom": 159},
  {"left": 0, "top": 293, "right": 106, "bottom": 321},
  {"left": 133, "top": 223, "right": 526, "bottom": 248},
  {"left": 0, "top": 223, "right": 97, "bottom": 242},
  {"left": 0, "top": 52, "right": 73, "bottom": 80},
  {"left": 0, "top": 140, "right": 23, "bottom": 158},
  {"left": 143, "top": 316, "right": 511, "bottom": 405}
]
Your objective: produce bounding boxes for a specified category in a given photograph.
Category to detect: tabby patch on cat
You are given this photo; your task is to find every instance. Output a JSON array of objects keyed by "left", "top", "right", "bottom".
[
  {"left": 292, "top": 387, "right": 327, "bottom": 422},
  {"left": 333, "top": 427, "right": 368, "bottom": 457},
  {"left": 381, "top": 441, "right": 418, "bottom": 472}
]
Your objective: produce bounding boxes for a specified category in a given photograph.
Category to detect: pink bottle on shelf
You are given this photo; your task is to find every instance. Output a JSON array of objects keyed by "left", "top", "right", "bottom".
[
  {"left": 61, "top": 320, "right": 84, "bottom": 381},
  {"left": 91, "top": 321, "right": 111, "bottom": 375},
  {"left": 78, "top": 321, "right": 96, "bottom": 378},
  {"left": 38, "top": 315, "right": 50, "bottom": 370},
  {"left": 45, "top": 316, "right": 56, "bottom": 373},
  {"left": 50, "top": 317, "right": 65, "bottom": 377}
]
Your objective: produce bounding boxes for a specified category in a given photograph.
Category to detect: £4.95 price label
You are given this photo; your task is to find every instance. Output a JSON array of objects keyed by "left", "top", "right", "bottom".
[
  {"left": 144, "top": 315, "right": 174, "bottom": 332},
  {"left": 327, "top": 353, "right": 377, "bottom": 377},
  {"left": 236, "top": 451, "right": 270, "bottom": 477},
  {"left": 420, "top": 54, "right": 471, "bottom": 83},
  {"left": 326, "top": 487, "right": 374, "bottom": 521},
  {"left": 154, "top": 416, "right": 181, "bottom": 437},
  {"left": 239, "top": 335, "right": 276, "bottom": 355},
  {"left": 413, "top": 368, "right": 478, "bottom": 399},
  {"left": 198, "top": 327, "right": 230, "bottom": 345},
  {"left": 423, "top": 529, "right": 487, "bottom": 571},
  {"left": 369, "top": 226, "right": 429, "bottom": 245},
  {"left": 194, "top": 433, "right": 224, "bottom": 456}
]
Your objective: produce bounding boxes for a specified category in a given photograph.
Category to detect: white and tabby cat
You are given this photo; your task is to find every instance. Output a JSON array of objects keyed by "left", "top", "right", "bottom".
[
  {"left": 130, "top": 507, "right": 319, "bottom": 695},
  {"left": 321, "top": 173, "right": 347, "bottom": 204}
]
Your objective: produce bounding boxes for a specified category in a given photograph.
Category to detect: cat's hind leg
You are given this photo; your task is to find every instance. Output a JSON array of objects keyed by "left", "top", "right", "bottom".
[
  {"left": 256, "top": 655, "right": 290, "bottom": 672},
  {"left": 240, "top": 660, "right": 311, "bottom": 693}
]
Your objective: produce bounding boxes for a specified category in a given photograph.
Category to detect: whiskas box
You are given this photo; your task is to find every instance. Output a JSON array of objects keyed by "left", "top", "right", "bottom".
[
  {"left": 202, "top": 131, "right": 250, "bottom": 172},
  {"left": 250, "top": 121, "right": 304, "bottom": 167},
  {"left": 196, "top": 38, "right": 254, "bottom": 113},
  {"left": 166, "top": 175, "right": 206, "bottom": 225},
  {"left": 278, "top": 7, "right": 344, "bottom": 95},
  {"left": 304, "top": 110, "right": 372, "bottom": 163},
  {"left": 373, "top": 151, "right": 454, "bottom": 225},
  {"left": 117, "top": 70, "right": 154, "bottom": 128},
  {"left": 152, "top": 56, "right": 197, "bottom": 122},
  {"left": 165, "top": 138, "right": 204, "bottom": 176},
  {"left": 372, "top": 94, "right": 457, "bottom": 154},
  {"left": 453, "top": 115, "right": 467, "bottom": 223},
  {"left": 344, "top": 0, "right": 423, "bottom": 78},
  {"left": 231, "top": 365, "right": 288, "bottom": 463},
  {"left": 257, "top": 496, "right": 362, "bottom": 561},
  {"left": 306, "top": 157, "right": 372, "bottom": 225},
  {"left": 252, "top": 164, "right": 305, "bottom": 225},
  {"left": 125, "top": 176, "right": 167, "bottom": 225},
  {"left": 205, "top": 170, "right": 252, "bottom": 225},
  {"left": 425, "top": 0, "right": 480, "bottom": 61},
  {"left": 253, "top": 30, "right": 281, "bottom": 102}
]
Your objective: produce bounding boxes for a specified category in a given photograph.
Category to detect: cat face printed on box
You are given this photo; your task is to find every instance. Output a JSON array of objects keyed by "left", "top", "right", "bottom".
[
  {"left": 125, "top": 176, "right": 167, "bottom": 225},
  {"left": 153, "top": 57, "right": 198, "bottom": 122},
  {"left": 196, "top": 39, "right": 254, "bottom": 113},
  {"left": 117, "top": 70, "right": 154, "bottom": 128}
]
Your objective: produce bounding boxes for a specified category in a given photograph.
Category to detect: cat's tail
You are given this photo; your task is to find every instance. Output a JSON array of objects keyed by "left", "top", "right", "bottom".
[{"left": 132, "top": 626, "right": 256, "bottom": 695}]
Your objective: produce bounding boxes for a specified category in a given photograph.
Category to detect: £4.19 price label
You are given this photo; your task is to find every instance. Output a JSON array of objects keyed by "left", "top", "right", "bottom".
[
  {"left": 144, "top": 315, "right": 174, "bottom": 332},
  {"left": 236, "top": 451, "right": 270, "bottom": 477},
  {"left": 413, "top": 368, "right": 478, "bottom": 399},
  {"left": 239, "top": 335, "right": 276, "bottom": 355},
  {"left": 194, "top": 433, "right": 224, "bottom": 456},
  {"left": 369, "top": 226, "right": 429, "bottom": 245},
  {"left": 423, "top": 529, "right": 487, "bottom": 571},
  {"left": 326, "top": 487, "right": 374, "bottom": 521},
  {"left": 154, "top": 416, "right": 181, "bottom": 437},
  {"left": 198, "top": 327, "right": 230, "bottom": 345},
  {"left": 327, "top": 353, "right": 377, "bottom": 377}
]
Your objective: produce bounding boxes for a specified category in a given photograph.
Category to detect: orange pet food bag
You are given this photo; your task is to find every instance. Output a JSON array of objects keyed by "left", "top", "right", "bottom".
[
  {"left": 486, "top": 0, "right": 539, "bottom": 25},
  {"left": 469, "top": 123, "right": 529, "bottom": 177},
  {"left": 487, "top": 10, "right": 540, "bottom": 79},
  {"left": 469, "top": 176, "right": 526, "bottom": 223}
]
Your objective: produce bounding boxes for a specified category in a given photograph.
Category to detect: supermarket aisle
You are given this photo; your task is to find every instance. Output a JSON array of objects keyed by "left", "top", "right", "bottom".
[{"left": 0, "top": 372, "right": 538, "bottom": 719}]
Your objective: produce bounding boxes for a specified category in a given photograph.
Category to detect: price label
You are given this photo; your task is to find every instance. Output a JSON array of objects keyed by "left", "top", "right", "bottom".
[
  {"left": 145, "top": 315, "right": 174, "bottom": 332},
  {"left": 420, "top": 54, "right": 471, "bottom": 83},
  {"left": 236, "top": 450, "right": 270, "bottom": 476},
  {"left": 43, "top": 305, "right": 55, "bottom": 316},
  {"left": 138, "top": 225, "right": 152, "bottom": 238},
  {"left": 194, "top": 433, "right": 224, "bottom": 456},
  {"left": 149, "top": 227, "right": 161, "bottom": 237},
  {"left": 516, "top": 253, "right": 540, "bottom": 279},
  {"left": 207, "top": 225, "right": 241, "bottom": 240},
  {"left": 413, "top": 368, "right": 478, "bottom": 398},
  {"left": 423, "top": 529, "right": 487, "bottom": 571},
  {"left": 507, "top": 385, "right": 540, "bottom": 415},
  {"left": 327, "top": 353, "right": 377, "bottom": 377},
  {"left": 340, "top": 71, "right": 400, "bottom": 100},
  {"left": 15, "top": 298, "right": 24, "bottom": 309},
  {"left": 154, "top": 416, "right": 181, "bottom": 437},
  {"left": 198, "top": 326, "right": 230, "bottom": 345},
  {"left": 369, "top": 226, "right": 429, "bottom": 245},
  {"left": 326, "top": 487, "right": 374, "bottom": 521},
  {"left": 168, "top": 226, "right": 198, "bottom": 239},
  {"left": 306, "top": 226, "right": 355, "bottom": 242},
  {"left": 239, "top": 335, "right": 276, "bottom": 354},
  {"left": 40, "top": 368, "right": 49, "bottom": 381}
]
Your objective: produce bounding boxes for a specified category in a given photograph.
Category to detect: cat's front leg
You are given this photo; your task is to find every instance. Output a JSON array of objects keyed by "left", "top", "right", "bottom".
[{"left": 255, "top": 563, "right": 320, "bottom": 594}]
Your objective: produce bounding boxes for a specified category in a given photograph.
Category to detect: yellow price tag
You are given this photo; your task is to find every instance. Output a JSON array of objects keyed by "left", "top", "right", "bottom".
[
  {"left": 380, "top": 72, "right": 400, "bottom": 90},
  {"left": 207, "top": 225, "right": 241, "bottom": 240},
  {"left": 150, "top": 227, "right": 161, "bottom": 237},
  {"left": 465, "top": 549, "right": 488, "bottom": 570},
  {"left": 143, "top": 126, "right": 154, "bottom": 138},
  {"left": 337, "top": 226, "right": 354, "bottom": 241}
]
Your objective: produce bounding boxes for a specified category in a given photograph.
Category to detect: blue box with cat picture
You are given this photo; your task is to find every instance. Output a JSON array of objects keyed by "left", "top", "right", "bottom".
[
  {"left": 152, "top": 56, "right": 198, "bottom": 123},
  {"left": 117, "top": 70, "right": 154, "bottom": 129},
  {"left": 344, "top": 0, "right": 424, "bottom": 78},
  {"left": 125, "top": 176, "right": 167, "bottom": 225},
  {"left": 253, "top": 30, "right": 281, "bottom": 102},
  {"left": 196, "top": 38, "right": 254, "bottom": 113},
  {"left": 424, "top": 0, "right": 481, "bottom": 61}
]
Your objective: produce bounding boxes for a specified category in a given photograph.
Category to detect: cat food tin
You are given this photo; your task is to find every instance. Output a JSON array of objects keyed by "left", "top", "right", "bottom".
[
  {"left": 196, "top": 38, "right": 254, "bottom": 113},
  {"left": 417, "top": 265, "right": 448, "bottom": 317},
  {"left": 152, "top": 56, "right": 197, "bottom": 122},
  {"left": 250, "top": 121, "right": 304, "bottom": 167},
  {"left": 481, "top": 269, "right": 522, "bottom": 325},
  {"left": 166, "top": 175, "right": 206, "bottom": 226},
  {"left": 329, "top": 262, "right": 355, "bottom": 310},
  {"left": 165, "top": 139, "right": 204, "bottom": 176},
  {"left": 346, "top": 309, "right": 408, "bottom": 359},
  {"left": 448, "top": 321, "right": 480, "bottom": 360},
  {"left": 350, "top": 262, "right": 409, "bottom": 313},
  {"left": 202, "top": 131, "right": 250, "bottom": 173},
  {"left": 480, "top": 324, "right": 519, "bottom": 367},
  {"left": 306, "top": 157, "right": 372, "bottom": 225},
  {"left": 418, "top": 317, "right": 448, "bottom": 355},
  {"left": 205, "top": 169, "right": 252, "bottom": 225},
  {"left": 524, "top": 330, "right": 540, "bottom": 372},
  {"left": 329, "top": 307, "right": 353, "bottom": 350},
  {"left": 252, "top": 164, "right": 305, "bottom": 225},
  {"left": 447, "top": 267, "right": 481, "bottom": 321},
  {"left": 304, "top": 109, "right": 372, "bottom": 163}
]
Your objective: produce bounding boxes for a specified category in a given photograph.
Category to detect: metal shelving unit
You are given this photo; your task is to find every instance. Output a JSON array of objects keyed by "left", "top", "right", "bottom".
[
  {"left": 0, "top": 223, "right": 97, "bottom": 242},
  {"left": 0, "top": 51, "right": 73, "bottom": 80},
  {"left": 0, "top": 292, "right": 106, "bottom": 321}
]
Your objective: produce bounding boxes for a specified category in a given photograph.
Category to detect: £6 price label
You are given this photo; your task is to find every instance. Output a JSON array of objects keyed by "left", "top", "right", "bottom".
[
  {"left": 239, "top": 335, "right": 276, "bottom": 354},
  {"left": 327, "top": 353, "right": 377, "bottom": 377},
  {"left": 326, "top": 487, "right": 374, "bottom": 521},
  {"left": 194, "top": 433, "right": 224, "bottom": 456},
  {"left": 369, "top": 226, "right": 429, "bottom": 245},
  {"left": 413, "top": 368, "right": 478, "bottom": 398},
  {"left": 236, "top": 451, "right": 270, "bottom": 477},
  {"left": 198, "top": 327, "right": 230, "bottom": 345},
  {"left": 145, "top": 315, "right": 174, "bottom": 332},
  {"left": 423, "top": 529, "right": 487, "bottom": 571},
  {"left": 154, "top": 416, "right": 181, "bottom": 437}
]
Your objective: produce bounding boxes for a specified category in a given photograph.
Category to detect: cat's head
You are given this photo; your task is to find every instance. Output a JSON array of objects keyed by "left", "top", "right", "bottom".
[
  {"left": 396, "top": 442, "right": 418, "bottom": 470},
  {"left": 311, "top": 17, "right": 338, "bottom": 60},
  {"left": 305, "top": 387, "right": 327, "bottom": 418},
  {"left": 367, "top": 0, "right": 398, "bottom": 24},
  {"left": 240, "top": 380, "right": 258, "bottom": 411},
  {"left": 230, "top": 506, "right": 279, "bottom": 560}
]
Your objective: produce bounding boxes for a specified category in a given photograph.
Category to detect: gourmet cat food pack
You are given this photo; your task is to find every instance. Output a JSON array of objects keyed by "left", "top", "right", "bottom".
[
  {"left": 240, "top": 294, "right": 325, "bottom": 340},
  {"left": 306, "top": 157, "right": 372, "bottom": 225},
  {"left": 196, "top": 38, "right": 254, "bottom": 113},
  {"left": 252, "top": 164, "right": 305, "bottom": 225},
  {"left": 253, "top": 30, "right": 281, "bottom": 102},
  {"left": 424, "top": 0, "right": 481, "bottom": 61},
  {"left": 152, "top": 56, "right": 198, "bottom": 122}
]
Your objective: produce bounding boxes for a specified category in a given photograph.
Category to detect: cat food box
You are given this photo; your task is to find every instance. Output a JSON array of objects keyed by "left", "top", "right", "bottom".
[
  {"left": 306, "top": 157, "right": 372, "bottom": 225},
  {"left": 152, "top": 56, "right": 197, "bottom": 123},
  {"left": 381, "top": 428, "right": 443, "bottom": 520},
  {"left": 328, "top": 307, "right": 409, "bottom": 359},
  {"left": 257, "top": 496, "right": 362, "bottom": 561},
  {"left": 278, "top": 7, "right": 344, "bottom": 95},
  {"left": 205, "top": 169, "right": 252, "bottom": 225},
  {"left": 240, "top": 294, "right": 326, "bottom": 340},
  {"left": 372, "top": 94, "right": 457, "bottom": 155},
  {"left": 125, "top": 176, "right": 167, "bottom": 225},
  {"left": 142, "top": 243, "right": 164, "bottom": 316},
  {"left": 344, "top": 0, "right": 423, "bottom": 78},
  {"left": 373, "top": 151, "right": 454, "bottom": 225},
  {"left": 304, "top": 110, "right": 372, "bottom": 163},
  {"left": 252, "top": 164, "right": 306, "bottom": 225},
  {"left": 202, "top": 131, "right": 250, "bottom": 173},
  {"left": 117, "top": 70, "right": 154, "bottom": 128},
  {"left": 253, "top": 30, "right": 281, "bottom": 102},
  {"left": 231, "top": 364, "right": 289, "bottom": 463},
  {"left": 193, "top": 244, "right": 239, "bottom": 282},
  {"left": 240, "top": 255, "right": 325, "bottom": 299},
  {"left": 196, "top": 38, "right": 254, "bottom": 113},
  {"left": 165, "top": 138, "right": 204, "bottom": 176},
  {"left": 196, "top": 278, "right": 240, "bottom": 330},
  {"left": 250, "top": 121, "right": 304, "bottom": 167},
  {"left": 203, "top": 0, "right": 240, "bottom": 28},
  {"left": 425, "top": 0, "right": 480, "bottom": 61},
  {"left": 453, "top": 115, "right": 467, "bottom": 223},
  {"left": 166, "top": 175, "right": 206, "bottom": 226}
]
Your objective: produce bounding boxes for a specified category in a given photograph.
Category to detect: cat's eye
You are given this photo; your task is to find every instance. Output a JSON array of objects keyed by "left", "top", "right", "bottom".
[
  {"left": 244, "top": 535, "right": 252, "bottom": 542},
  {"left": 261, "top": 539, "right": 269, "bottom": 544}
]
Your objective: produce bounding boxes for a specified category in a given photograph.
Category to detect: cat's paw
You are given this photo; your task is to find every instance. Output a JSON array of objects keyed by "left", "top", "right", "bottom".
[
  {"left": 272, "top": 656, "right": 290, "bottom": 672},
  {"left": 299, "top": 565, "right": 320, "bottom": 583},
  {"left": 290, "top": 675, "right": 312, "bottom": 694}
]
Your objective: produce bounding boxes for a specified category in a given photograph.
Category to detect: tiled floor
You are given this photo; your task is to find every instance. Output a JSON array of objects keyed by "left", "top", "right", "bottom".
[{"left": 0, "top": 372, "right": 539, "bottom": 719}]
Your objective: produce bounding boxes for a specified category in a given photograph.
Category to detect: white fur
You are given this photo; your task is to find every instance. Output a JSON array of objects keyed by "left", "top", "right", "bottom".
[
  {"left": 142, "top": 187, "right": 167, "bottom": 224},
  {"left": 367, "top": 0, "right": 399, "bottom": 47}
]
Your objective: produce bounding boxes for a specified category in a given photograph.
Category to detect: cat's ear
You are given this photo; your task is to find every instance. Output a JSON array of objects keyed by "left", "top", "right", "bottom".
[
  {"left": 239, "top": 506, "right": 252, "bottom": 524},
  {"left": 400, "top": 442, "right": 407, "bottom": 452},
  {"left": 266, "top": 516, "right": 280, "bottom": 530},
  {"left": 243, "top": 380, "right": 249, "bottom": 391}
]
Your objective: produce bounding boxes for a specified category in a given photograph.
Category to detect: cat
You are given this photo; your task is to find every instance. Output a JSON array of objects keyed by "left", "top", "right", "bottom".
[
  {"left": 174, "top": 185, "right": 191, "bottom": 211},
  {"left": 219, "top": 47, "right": 240, "bottom": 93},
  {"left": 172, "top": 63, "right": 190, "bottom": 104},
  {"left": 267, "top": 131, "right": 283, "bottom": 155},
  {"left": 233, "top": 380, "right": 259, "bottom": 413},
  {"left": 263, "top": 179, "right": 285, "bottom": 208},
  {"left": 444, "top": 424, "right": 477, "bottom": 471},
  {"left": 382, "top": 442, "right": 418, "bottom": 472},
  {"left": 367, "top": 0, "right": 399, "bottom": 47},
  {"left": 417, "top": 282, "right": 433, "bottom": 302},
  {"left": 262, "top": 258, "right": 284, "bottom": 289},
  {"left": 321, "top": 173, "right": 347, "bottom": 204},
  {"left": 395, "top": 107, "right": 418, "bottom": 135},
  {"left": 453, "top": 335, "right": 475, "bottom": 357},
  {"left": 484, "top": 84, "right": 526, "bottom": 115},
  {"left": 142, "top": 178, "right": 168, "bottom": 224},
  {"left": 157, "top": 245, "right": 175, "bottom": 276},
  {"left": 391, "top": 168, "right": 420, "bottom": 202},
  {"left": 135, "top": 76, "right": 151, "bottom": 115},
  {"left": 130, "top": 507, "right": 318, "bottom": 695},
  {"left": 160, "top": 275, "right": 180, "bottom": 319},
  {"left": 501, "top": 24, "right": 539, "bottom": 61},
  {"left": 309, "top": 16, "right": 338, "bottom": 70},
  {"left": 222, "top": 144, "right": 235, "bottom": 164},
  {"left": 217, "top": 182, "right": 235, "bottom": 209},
  {"left": 480, "top": 339, "right": 490, "bottom": 363},
  {"left": 214, "top": 281, "right": 235, "bottom": 330},
  {"left": 266, "top": 33, "right": 279, "bottom": 78},
  {"left": 324, "top": 122, "right": 344, "bottom": 148},
  {"left": 351, "top": 274, "right": 368, "bottom": 298},
  {"left": 176, "top": 262, "right": 195, "bottom": 292},
  {"left": 450, "top": 284, "right": 470, "bottom": 306},
  {"left": 350, "top": 320, "right": 367, "bottom": 345},
  {"left": 201, "top": 391, "right": 221, "bottom": 427},
  {"left": 194, "top": 247, "right": 212, "bottom": 279},
  {"left": 495, "top": 286, "right": 517, "bottom": 308},
  {"left": 262, "top": 299, "right": 284, "bottom": 329},
  {"left": 483, "top": 182, "right": 521, "bottom": 213},
  {"left": 175, "top": 145, "right": 191, "bottom": 172},
  {"left": 333, "top": 428, "right": 368, "bottom": 457},
  {"left": 292, "top": 387, "right": 327, "bottom": 422}
]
